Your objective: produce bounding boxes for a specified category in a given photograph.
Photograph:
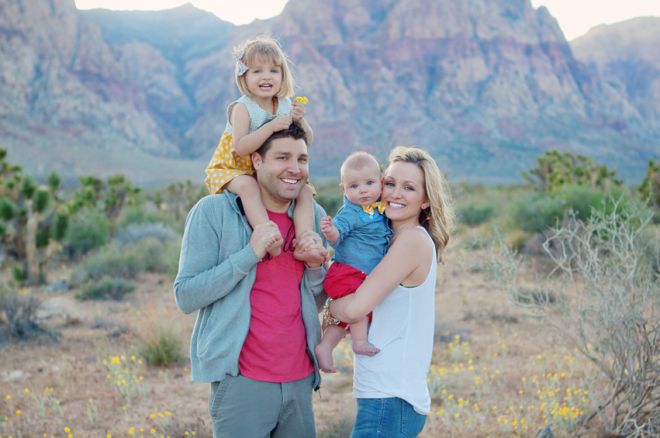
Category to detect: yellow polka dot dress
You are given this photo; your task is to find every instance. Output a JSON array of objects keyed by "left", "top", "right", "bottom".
[{"left": 204, "top": 95, "right": 292, "bottom": 194}]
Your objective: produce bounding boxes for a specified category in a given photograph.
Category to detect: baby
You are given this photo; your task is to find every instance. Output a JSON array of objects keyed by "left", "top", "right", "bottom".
[{"left": 316, "top": 152, "right": 392, "bottom": 373}]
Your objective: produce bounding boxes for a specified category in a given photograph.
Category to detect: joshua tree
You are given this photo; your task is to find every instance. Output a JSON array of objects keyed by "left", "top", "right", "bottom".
[
  {"left": 522, "top": 150, "right": 622, "bottom": 193},
  {"left": 0, "top": 149, "right": 68, "bottom": 284}
]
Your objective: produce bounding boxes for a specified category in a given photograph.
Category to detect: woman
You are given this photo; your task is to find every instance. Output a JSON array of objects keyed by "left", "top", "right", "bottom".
[{"left": 329, "top": 146, "right": 454, "bottom": 437}]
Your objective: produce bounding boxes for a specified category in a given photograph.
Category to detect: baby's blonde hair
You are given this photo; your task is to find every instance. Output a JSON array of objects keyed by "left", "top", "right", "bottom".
[
  {"left": 340, "top": 152, "right": 381, "bottom": 182},
  {"left": 234, "top": 36, "right": 294, "bottom": 99},
  {"left": 387, "top": 146, "right": 454, "bottom": 261}
]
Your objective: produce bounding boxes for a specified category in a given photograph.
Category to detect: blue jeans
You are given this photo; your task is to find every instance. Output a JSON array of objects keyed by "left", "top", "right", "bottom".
[{"left": 351, "top": 397, "right": 427, "bottom": 437}]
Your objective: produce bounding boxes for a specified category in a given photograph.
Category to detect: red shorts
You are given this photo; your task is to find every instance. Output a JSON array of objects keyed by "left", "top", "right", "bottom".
[{"left": 323, "top": 262, "right": 371, "bottom": 328}]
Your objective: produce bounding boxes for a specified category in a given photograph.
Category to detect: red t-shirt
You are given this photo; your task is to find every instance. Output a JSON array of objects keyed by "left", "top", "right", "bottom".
[{"left": 238, "top": 210, "right": 313, "bottom": 382}]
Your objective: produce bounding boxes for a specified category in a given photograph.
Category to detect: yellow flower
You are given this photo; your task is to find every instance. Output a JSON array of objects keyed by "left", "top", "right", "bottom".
[
  {"left": 111, "top": 356, "right": 121, "bottom": 364},
  {"left": 15, "top": 409, "right": 22, "bottom": 415},
  {"left": 295, "top": 96, "right": 309, "bottom": 105},
  {"left": 64, "top": 428, "right": 71, "bottom": 434}
]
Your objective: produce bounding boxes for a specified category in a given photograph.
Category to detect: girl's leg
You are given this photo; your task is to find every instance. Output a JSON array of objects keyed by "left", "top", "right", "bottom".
[
  {"left": 314, "top": 324, "right": 346, "bottom": 373},
  {"left": 349, "top": 317, "right": 379, "bottom": 356},
  {"left": 293, "top": 184, "right": 318, "bottom": 262},
  {"left": 226, "top": 175, "right": 281, "bottom": 256}
]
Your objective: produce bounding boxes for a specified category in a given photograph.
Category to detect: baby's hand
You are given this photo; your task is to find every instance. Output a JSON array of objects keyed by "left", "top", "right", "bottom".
[
  {"left": 291, "top": 101, "right": 305, "bottom": 122},
  {"left": 320, "top": 216, "right": 339, "bottom": 243},
  {"left": 269, "top": 114, "right": 292, "bottom": 132}
]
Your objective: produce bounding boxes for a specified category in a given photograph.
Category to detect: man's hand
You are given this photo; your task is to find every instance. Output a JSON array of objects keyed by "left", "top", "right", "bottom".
[
  {"left": 291, "top": 101, "right": 305, "bottom": 122},
  {"left": 268, "top": 114, "right": 292, "bottom": 133},
  {"left": 250, "top": 221, "right": 283, "bottom": 259},
  {"left": 320, "top": 216, "right": 339, "bottom": 244},
  {"left": 295, "top": 230, "right": 329, "bottom": 267}
]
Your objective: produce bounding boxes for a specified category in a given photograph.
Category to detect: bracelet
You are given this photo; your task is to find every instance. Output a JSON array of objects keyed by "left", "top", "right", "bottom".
[{"left": 321, "top": 298, "right": 341, "bottom": 330}]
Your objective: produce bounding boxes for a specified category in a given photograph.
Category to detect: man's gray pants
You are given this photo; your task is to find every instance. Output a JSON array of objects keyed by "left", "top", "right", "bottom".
[{"left": 209, "top": 373, "right": 316, "bottom": 438}]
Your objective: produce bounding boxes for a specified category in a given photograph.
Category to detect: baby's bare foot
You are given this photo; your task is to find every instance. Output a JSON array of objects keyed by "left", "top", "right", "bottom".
[
  {"left": 315, "top": 343, "right": 336, "bottom": 373},
  {"left": 352, "top": 340, "right": 380, "bottom": 357}
]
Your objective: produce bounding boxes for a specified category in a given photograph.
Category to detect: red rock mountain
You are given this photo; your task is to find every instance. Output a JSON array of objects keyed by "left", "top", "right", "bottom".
[{"left": 0, "top": 0, "right": 656, "bottom": 184}]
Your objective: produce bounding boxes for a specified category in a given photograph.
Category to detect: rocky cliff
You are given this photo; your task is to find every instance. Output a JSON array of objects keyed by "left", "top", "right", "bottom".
[
  {"left": 0, "top": 0, "right": 657, "bottom": 184},
  {"left": 571, "top": 17, "right": 660, "bottom": 131}
]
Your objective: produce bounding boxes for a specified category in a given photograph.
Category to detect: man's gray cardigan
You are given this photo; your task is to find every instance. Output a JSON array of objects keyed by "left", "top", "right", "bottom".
[{"left": 174, "top": 191, "right": 327, "bottom": 389}]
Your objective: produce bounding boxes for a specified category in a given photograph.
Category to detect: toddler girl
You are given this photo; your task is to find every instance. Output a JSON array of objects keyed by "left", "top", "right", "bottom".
[
  {"left": 316, "top": 152, "right": 392, "bottom": 373},
  {"left": 205, "top": 36, "right": 314, "bottom": 258}
]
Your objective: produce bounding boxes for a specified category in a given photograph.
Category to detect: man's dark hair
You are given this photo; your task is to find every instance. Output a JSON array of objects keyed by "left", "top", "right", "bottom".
[{"left": 255, "top": 121, "right": 307, "bottom": 158}]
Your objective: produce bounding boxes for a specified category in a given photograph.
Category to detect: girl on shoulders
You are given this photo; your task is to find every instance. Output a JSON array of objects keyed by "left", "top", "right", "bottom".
[{"left": 204, "top": 36, "right": 314, "bottom": 260}]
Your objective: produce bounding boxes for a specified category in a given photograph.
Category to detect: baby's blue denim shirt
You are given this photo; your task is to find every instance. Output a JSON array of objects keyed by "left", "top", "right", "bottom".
[{"left": 332, "top": 198, "right": 392, "bottom": 274}]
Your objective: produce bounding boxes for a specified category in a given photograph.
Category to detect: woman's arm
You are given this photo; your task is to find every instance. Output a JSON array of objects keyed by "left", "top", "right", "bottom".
[{"left": 329, "top": 228, "right": 433, "bottom": 323}]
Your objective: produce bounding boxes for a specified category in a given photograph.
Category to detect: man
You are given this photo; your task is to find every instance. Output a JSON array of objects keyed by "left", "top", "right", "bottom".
[{"left": 174, "top": 122, "right": 328, "bottom": 437}]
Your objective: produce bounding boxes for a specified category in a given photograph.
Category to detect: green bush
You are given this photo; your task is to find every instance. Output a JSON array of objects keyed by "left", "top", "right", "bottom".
[
  {"left": 457, "top": 203, "right": 495, "bottom": 227},
  {"left": 72, "top": 244, "right": 143, "bottom": 285},
  {"left": 119, "top": 205, "right": 176, "bottom": 229},
  {"left": 554, "top": 185, "right": 606, "bottom": 221},
  {"left": 72, "top": 239, "right": 181, "bottom": 285},
  {"left": 76, "top": 276, "right": 135, "bottom": 301},
  {"left": 139, "top": 329, "right": 184, "bottom": 367},
  {"left": 512, "top": 195, "right": 565, "bottom": 233},
  {"left": 65, "top": 207, "right": 110, "bottom": 257}
]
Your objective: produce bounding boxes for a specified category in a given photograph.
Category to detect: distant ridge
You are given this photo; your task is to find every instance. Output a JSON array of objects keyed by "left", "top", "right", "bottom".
[{"left": 0, "top": 0, "right": 657, "bottom": 185}]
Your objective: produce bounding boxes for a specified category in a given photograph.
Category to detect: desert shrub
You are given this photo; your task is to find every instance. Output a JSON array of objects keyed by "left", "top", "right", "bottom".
[
  {"left": 318, "top": 417, "right": 354, "bottom": 438},
  {"left": 0, "top": 285, "right": 49, "bottom": 342},
  {"left": 316, "top": 193, "right": 342, "bottom": 217},
  {"left": 72, "top": 238, "right": 181, "bottom": 286},
  {"left": 119, "top": 205, "right": 177, "bottom": 229},
  {"left": 512, "top": 194, "right": 565, "bottom": 232},
  {"left": 75, "top": 276, "right": 135, "bottom": 300},
  {"left": 113, "top": 222, "right": 179, "bottom": 246},
  {"left": 457, "top": 202, "right": 495, "bottom": 226},
  {"left": 554, "top": 185, "right": 605, "bottom": 221},
  {"left": 64, "top": 207, "right": 110, "bottom": 257},
  {"left": 491, "top": 203, "right": 659, "bottom": 435},
  {"left": 315, "top": 182, "right": 343, "bottom": 217},
  {"left": 72, "top": 244, "right": 143, "bottom": 285},
  {"left": 139, "top": 328, "right": 184, "bottom": 367},
  {"left": 126, "top": 237, "right": 180, "bottom": 275}
]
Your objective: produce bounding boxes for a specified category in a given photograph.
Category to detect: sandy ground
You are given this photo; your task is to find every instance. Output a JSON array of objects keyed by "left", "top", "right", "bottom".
[{"left": 0, "top": 240, "right": 608, "bottom": 437}]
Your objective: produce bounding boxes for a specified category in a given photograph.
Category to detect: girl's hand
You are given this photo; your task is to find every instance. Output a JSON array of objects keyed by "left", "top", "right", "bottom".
[
  {"left": 320, "top": 216, "right": 339, "bottom": 243},
  {"left": 268, "top": 114, "right": 292, "bottom": 132},
  {"left": 291, "top": 101, "right": 305, "bottom": 122}
]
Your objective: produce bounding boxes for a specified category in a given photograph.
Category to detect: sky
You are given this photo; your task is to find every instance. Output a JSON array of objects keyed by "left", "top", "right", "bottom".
[{"left": 74, "top": 0, "right": 660, "bottom": 40}]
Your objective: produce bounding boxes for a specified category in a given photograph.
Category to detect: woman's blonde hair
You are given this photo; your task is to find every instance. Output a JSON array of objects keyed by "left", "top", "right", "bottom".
[
  {"left": 387, "top": 146, "right": 454, "bottom": 261},
  {"left": 234, "top": 36, "right": 294, "bottom": 99}
]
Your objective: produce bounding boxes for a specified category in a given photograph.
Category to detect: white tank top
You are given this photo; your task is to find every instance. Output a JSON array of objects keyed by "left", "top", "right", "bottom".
[{"left": 353, "top": 226, "right": 437, "bottom": 414}]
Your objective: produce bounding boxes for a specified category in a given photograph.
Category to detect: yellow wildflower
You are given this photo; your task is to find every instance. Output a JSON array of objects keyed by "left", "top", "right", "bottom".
[{"left": 295, "top": 96, "right": 309, "bottom": 105}]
